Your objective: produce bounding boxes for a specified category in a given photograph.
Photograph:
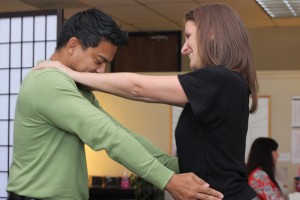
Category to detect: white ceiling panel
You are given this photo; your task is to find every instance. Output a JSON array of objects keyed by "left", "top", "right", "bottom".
[
  {"left": 134, "top": 22, "right": 182, "bottom": 31},
  {"left": 1, "top": 0, "right": 300, "bottom": 30},
  {"left": 146, "top": 2, "right": 198, "bottom": 25},
  {"left": 244, "top": 19, "right": 276, "bottom": 28},
  {"left": 77, "top": 0, "right": 137, "bottom": 7},
  {"left": 138, "top": 0, "right": 194, "bottom": 3},
  {"left": 274, "top": 18, "right": 300, "bottom": 26},
  {"left": 63, "top": 8, "right": 87, "bottom": 19},
  {"left": 100, "top": 4, "right": 170, "bottom": 24},
  {"left": 19, "top": 0, "right": 89, "bottom": 9},
  {"left": 224, "top": 1, "right": 269, "bottom": 20},
  {"left": 0, "top": 0, "right": 37, "bottom": 12}
]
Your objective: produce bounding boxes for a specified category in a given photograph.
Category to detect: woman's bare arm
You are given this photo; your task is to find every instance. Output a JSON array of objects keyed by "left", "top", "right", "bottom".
[{"left": 35, "top": 61, "right": 188, "bottom": 107}]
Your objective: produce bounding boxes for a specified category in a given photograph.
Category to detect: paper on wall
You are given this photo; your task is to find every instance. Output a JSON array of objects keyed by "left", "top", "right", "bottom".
[
  {"left": 292, "top": 130, "right": 300, "bottom": 164},
  {"left": 292, "top": 96, "right": 300, "bottom": 128}
]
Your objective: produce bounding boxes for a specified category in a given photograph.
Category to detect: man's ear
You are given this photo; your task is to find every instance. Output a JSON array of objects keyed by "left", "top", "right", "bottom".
[{"left": 67, "top": 37, "right": 80, "bottom": 55}]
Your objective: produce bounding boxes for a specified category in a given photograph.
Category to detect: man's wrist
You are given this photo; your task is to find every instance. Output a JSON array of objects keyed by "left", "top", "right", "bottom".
[
  {"left": 144, "top": 162, "right": 175, "bottom": 190},
  {"left": 165, "top": 174, "right": 175, "bottom": 192}
]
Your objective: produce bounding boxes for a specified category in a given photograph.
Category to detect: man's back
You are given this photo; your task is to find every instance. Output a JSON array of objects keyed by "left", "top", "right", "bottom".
[
  {"left": 7, "top": 69, "right": 90, "bottom": 199},
  {"left": 7, "top": 67, "right": 181, "bottom": 199}
]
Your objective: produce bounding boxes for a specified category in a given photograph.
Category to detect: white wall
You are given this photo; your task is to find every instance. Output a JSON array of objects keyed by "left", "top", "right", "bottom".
[{"left": 257, "top": 70, "right": 300, "bottom": 194}]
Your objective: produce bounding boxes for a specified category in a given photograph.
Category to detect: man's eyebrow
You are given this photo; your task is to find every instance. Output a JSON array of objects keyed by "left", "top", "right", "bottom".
[{"left": 97, "top": 55, "right": 109, "bottom": 62}]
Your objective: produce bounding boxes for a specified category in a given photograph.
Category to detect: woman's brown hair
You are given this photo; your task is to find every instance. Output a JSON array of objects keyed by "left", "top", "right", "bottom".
[{"left": 185, "top": 4, "right": 258, "bottom": 112}]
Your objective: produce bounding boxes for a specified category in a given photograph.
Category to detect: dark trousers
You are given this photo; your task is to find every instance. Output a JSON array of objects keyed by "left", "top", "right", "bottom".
[{"left": 7, "top": 193, "right": 41, "bottom": 200}]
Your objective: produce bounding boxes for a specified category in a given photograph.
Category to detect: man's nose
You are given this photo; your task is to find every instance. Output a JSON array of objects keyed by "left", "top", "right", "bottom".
[{"left": 96, "top": 65, "right": 106, "bottom": 73}]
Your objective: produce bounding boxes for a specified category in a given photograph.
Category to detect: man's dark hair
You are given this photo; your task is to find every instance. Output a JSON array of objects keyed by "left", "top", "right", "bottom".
[{"left": 56, "top": 8, "right": 128, "bottom": 50}]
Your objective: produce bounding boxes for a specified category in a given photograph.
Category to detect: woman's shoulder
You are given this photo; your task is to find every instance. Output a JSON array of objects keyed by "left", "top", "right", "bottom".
[
  {"left": 250, "top": 168, "right": 268, "bottom": 178},
  {"left": 249, "top": 167, "right": 272, "bottom": 185},
  {"left": 179, "top": 65, "right": 247, "bottom": 92},
  {"left": 195, "top": 64, "right": 227, "bottom": 73},
  {"left": 249, "top": 168, "right": 284, "bottom": 200},
  {"left": 192, "top": 65, "right": 242, "bottom": 80},
  {"left": 182, "top": 65, "right": 229, "bottom": 79}
]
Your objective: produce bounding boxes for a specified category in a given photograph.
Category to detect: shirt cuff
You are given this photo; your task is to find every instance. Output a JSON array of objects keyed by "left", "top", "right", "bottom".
[{"left": 143, "top": 161, "right": 175, "bottom": 190}]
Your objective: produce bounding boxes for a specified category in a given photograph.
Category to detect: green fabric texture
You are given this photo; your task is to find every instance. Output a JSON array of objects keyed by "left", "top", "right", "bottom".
[{"left": 7, "top": 68, "right": 178, "bottom": 200}]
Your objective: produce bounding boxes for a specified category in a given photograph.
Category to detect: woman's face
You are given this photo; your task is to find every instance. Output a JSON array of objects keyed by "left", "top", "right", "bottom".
[
  {"left": 272, "top": 150, "right": 279, "bottom": 166},
  {"left": 181, "top": 20, "right": 202, "bottom": 70}
]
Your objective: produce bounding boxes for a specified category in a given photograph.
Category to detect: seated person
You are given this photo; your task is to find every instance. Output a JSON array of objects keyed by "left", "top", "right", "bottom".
[{"left": 247, "top": 137, "right": 285, "bottom": 200}]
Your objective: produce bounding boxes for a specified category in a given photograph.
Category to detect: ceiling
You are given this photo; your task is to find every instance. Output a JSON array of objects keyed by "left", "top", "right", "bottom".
[{"left": 1, "top": 0, "right": 300, "bottom": 32}]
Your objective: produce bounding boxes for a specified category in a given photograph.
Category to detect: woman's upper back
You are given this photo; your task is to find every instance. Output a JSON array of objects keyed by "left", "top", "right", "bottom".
[{"left": 248, "top": 168, "right": 284, "bottom": 200}]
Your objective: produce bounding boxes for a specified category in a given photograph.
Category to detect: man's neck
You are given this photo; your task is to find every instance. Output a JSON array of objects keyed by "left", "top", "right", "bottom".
[
  {"left": 49, "top": 52, "right": 68, "bottom": 67},
  {"left": 49, "top": 51, "right": 92, "bottom": 91}
]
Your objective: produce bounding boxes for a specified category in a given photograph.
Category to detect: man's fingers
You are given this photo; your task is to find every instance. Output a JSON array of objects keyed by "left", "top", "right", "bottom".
[
  {"left": 167, "top": 173, "right": 224, "bottom": 200},
  {"left": 198, "top": 186, "right": 224, "bottom": 199},
  {"left": 196, "top": 193, "right": 223, "bottom": 200},
  {"left": 191, "top": 173, "right": 209, "bottom": 187},
  {"left": 189, "top": 173, "right": 223, "bottom": 199}
]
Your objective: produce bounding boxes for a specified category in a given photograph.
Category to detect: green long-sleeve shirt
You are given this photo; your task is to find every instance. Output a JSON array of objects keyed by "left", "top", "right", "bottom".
[{"left": 7, "top": 68, "right": 179, "bottom": 200}]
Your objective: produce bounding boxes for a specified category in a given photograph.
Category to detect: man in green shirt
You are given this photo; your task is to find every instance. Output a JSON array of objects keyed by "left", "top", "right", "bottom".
[{"left": 6, "top": 8, "right": 223, "bottom": 200}]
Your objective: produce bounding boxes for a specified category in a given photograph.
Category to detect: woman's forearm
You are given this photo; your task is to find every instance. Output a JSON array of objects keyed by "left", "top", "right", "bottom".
[
  {"left": 73, "top": 72, "right": 188, "bottom": 106},
  {"left": 73, "top": 72, "right": 155, "bottom": 101},
  {"left": 36, "top": 60, "right": 188, "bottom": 106}
]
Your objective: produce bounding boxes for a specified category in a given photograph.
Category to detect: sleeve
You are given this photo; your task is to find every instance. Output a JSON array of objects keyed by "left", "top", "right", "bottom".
[
  {"left": 103, "top": 113, "right": 179, "bottom": 173},
  {"left": 32, "top": 70, "right": 174, "bottom": 190},
  {"left": 178, "top": 67, "right": 224, "bottom": 118},
  {"left": 126, "top": 130, "right": 179, "bottom": 173},
  {"left": 86, "top": 91, "right": 179, "bottom": 173},
  {"left": 83, "top": 87, "right": 180, "bottom": 174},
  {"left": 248, "top": 171, "right": 276, "bottom": 200}
]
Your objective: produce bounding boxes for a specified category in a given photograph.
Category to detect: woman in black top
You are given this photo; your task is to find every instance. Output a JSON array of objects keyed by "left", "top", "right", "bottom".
[{"left": 36, "top": 3, "right": 258, "bottom": 200}]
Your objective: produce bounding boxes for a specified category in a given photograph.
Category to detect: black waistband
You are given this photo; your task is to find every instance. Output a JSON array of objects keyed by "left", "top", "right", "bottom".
[{"left": 8, "top": 192, "right": 41, "bottom": 200}]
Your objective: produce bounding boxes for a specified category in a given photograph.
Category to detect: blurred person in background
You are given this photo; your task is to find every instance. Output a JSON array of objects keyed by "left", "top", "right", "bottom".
[{"left": 247, "top": 137, "right": 285, "bottom": 200}]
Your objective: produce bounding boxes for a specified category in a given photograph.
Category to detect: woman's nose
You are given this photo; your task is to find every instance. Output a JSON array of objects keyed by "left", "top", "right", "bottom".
[
  {"left": 181, "top": 43, "right": 189, "bottom": 55},
  {"left": 181, "top": 45, "right": 187, "bottom": 55}
]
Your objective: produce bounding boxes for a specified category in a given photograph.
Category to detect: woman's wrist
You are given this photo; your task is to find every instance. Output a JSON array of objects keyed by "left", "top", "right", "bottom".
[{"left": 70, "top": 70, "right": 81, "bottom": 82}]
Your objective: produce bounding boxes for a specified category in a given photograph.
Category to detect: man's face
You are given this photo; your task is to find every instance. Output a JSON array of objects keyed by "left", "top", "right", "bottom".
[{"left": 69, "top": 39, "right": 117, "bottom": 73}]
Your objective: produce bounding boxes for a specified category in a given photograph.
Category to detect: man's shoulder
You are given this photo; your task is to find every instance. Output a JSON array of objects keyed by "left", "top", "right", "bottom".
[
  {"left": 33, "top": 68, "right": 73, "bottom": 80},
  {"left": 79, "top": 89, "right": 101, "bottom": 108},
  {"left": 27, "top": 68, "right": 76, "bottom": 89}
]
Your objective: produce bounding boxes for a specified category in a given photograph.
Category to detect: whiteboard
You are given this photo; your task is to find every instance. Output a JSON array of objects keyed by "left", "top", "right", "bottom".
[
  {"left": 245, "top": 96, "right": 270, "bottom": 161},
  {"left": 171, "top": 96, "right": 271, "bottom": 161}
]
